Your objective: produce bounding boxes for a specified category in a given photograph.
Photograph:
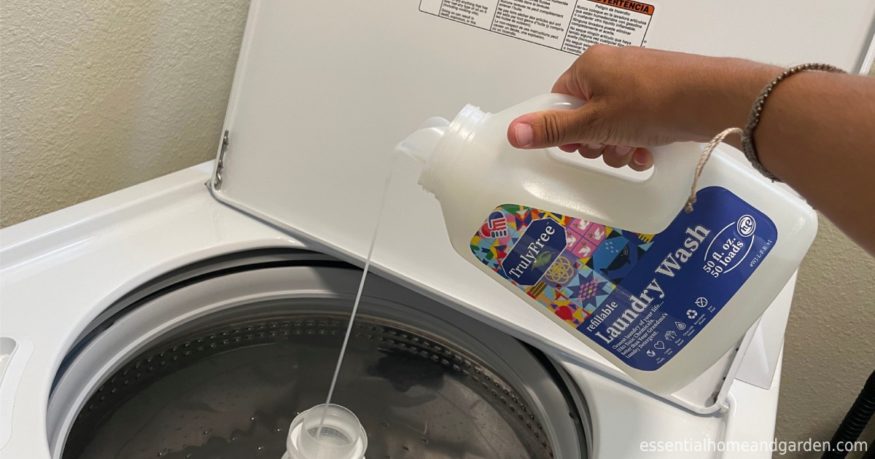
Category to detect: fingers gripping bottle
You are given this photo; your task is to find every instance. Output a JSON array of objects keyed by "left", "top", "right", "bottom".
[{"left": 398, "top": 94, "right": 816, "bottom": 394}]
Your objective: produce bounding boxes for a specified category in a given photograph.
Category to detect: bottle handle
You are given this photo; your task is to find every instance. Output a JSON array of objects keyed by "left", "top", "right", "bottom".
[{"left": 511, "top": 94, "right": 702, "bottom": 234}]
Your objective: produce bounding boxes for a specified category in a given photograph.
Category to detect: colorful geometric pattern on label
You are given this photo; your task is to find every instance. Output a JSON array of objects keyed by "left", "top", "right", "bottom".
[
  {"left": 470, "top": 187, "right": 777, "bottom": 370},
  {"left": 471, "top": 204, "right": 653, "bottom": 329}
]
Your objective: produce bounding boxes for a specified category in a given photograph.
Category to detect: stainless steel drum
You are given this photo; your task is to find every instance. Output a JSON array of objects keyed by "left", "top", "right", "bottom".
[{"left": 48, "top": 251, "right": 588, "bottom": 459}]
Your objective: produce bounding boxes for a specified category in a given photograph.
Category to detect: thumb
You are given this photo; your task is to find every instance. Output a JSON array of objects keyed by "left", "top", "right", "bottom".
[{"left": 507, "top": 106, "right": 598, "bottom": 149}]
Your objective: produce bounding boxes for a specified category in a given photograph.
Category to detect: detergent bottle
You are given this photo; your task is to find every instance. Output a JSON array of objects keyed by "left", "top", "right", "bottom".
[{"left": 397, "top": 93, "right": 817, "bottom": 394}]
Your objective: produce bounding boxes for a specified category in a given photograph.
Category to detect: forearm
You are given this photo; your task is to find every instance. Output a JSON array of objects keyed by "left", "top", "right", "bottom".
[
  {"left": 694, "top": 63, "right": 875, "bottom": 252},
  {"left": 510, "top": 46, "right": 875, "bottom": 252},
  {"left": 756, "top": 72, "right": 875, "bottom": 252}
]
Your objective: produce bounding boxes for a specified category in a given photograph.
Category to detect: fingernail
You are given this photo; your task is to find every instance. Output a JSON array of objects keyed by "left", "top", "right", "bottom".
[
  {"left": 632, "top": 150, "right": 648, "bottom": 166},
  {"left": 615, "top": 145, "right": 634, "bottom": 156},
  {"left": 512, "top": 123, "right": 534, "bottom": 147}
]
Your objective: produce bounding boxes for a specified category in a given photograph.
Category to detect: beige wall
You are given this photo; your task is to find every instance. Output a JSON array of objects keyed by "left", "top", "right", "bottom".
[
  {"left": 0, "top": 1, "right": 249, "bottom": 226},
  {"left": 778, "top": 219, "right": 875, "bottom": 457},
  {"left": 1, "top": 1, "right": 873, "bottom": 455}
]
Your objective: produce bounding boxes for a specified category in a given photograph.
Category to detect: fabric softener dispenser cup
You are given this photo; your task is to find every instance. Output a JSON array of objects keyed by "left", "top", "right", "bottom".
[{"left": 398, "top": 93, "right": 816, "bottom": 394}]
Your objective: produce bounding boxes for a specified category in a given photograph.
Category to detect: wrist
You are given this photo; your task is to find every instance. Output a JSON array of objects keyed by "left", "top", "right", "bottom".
[{"left": 675, "top": 57, "right": 780, "bottom": 143}]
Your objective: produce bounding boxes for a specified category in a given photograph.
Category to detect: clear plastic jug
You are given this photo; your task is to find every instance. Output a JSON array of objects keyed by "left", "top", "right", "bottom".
[{"left": 398, "top": 94, "right": 817, "bottom": 394}]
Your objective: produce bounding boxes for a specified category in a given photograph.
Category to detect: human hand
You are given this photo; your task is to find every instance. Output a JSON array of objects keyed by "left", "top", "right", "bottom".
[{"left": 507, "top": 45, "right": 777, "bottom": 170}]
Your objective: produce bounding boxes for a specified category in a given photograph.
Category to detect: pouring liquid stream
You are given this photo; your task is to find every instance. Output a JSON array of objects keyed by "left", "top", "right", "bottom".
[{"left": 314, "top": 157, "right": 397, "bottom": 440}]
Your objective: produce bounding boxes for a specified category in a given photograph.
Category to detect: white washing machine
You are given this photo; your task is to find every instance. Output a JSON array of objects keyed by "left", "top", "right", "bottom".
[{"left": 2, "top": 1, "right": 874, "bottom": 458}]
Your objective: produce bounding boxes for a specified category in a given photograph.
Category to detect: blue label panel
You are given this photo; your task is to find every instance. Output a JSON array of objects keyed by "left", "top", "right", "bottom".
[{"left": 470, "top": 187, "right": 777, "bottom": 371}]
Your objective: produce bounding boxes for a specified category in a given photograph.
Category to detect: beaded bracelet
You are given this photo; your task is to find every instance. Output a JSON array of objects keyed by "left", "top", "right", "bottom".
[
  {"left": 741, "top": 63, "right": 846, "bottom": 180},
  {"left": 684, "top": 62, "right": 846, "bottom": 213}
]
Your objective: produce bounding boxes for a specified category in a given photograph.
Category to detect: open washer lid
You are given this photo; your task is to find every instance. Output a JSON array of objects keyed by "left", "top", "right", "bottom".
[{"left": 210, "top": 0, "right": 875, "bottom": 411}]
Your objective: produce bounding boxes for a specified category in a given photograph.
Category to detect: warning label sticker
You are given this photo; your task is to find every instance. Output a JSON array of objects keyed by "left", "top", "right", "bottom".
[{"left": 420, "top": 0, "right": 656, "bottom": 54}]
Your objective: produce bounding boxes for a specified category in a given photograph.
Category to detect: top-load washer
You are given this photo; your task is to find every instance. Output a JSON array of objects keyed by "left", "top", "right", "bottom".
[{"left": 2, "top": 1, "right": 874, "bottom": 458}]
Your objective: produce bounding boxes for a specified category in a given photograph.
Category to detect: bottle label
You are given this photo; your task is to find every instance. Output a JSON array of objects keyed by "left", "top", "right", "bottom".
[{"left": 469, "top": 186, "right": 777, "bottom": 371}]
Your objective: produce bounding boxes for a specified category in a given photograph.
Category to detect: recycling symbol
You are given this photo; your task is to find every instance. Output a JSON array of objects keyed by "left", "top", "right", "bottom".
[{"left": 686, "top": 309, "right": 698, "bottom": 320}]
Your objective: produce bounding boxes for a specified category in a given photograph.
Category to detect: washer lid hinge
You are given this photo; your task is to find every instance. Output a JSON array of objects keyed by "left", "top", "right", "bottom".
[{"left": 212, "top": 130, "right": 230, "bottom": 190}]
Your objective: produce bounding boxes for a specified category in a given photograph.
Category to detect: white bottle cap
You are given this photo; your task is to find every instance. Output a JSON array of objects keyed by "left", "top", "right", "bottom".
[{"left": 283, "top": 403, "right": 367, "bottom": 459}]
